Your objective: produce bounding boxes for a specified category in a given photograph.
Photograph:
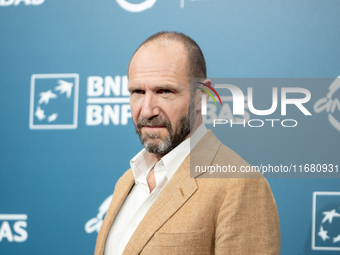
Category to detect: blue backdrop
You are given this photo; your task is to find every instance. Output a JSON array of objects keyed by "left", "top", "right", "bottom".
[{"left": 1, "top": 0, "right": 340, "bottom": 254}]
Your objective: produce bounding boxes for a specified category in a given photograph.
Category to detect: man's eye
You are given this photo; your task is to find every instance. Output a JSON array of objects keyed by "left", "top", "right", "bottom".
[
  {"left": 159, "top": 89, "right": 171, "bottom": 94},
  {"left": 133, "top": 90, "right": 144, "bottom": 94}
]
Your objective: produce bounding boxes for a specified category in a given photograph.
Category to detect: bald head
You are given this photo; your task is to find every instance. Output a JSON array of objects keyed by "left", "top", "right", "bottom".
[{"left": 128, "top": 31, "right": 207, "bottom": 80}]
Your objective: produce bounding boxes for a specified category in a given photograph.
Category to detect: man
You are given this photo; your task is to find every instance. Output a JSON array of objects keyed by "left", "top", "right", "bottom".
[{"left": 95, "top": 31, "right": 280, "bottom": 255}]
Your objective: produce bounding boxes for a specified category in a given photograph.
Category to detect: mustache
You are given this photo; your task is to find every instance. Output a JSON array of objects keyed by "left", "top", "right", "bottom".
[{"left": 136, "top": 116, "right": 172, "bottom": 130}]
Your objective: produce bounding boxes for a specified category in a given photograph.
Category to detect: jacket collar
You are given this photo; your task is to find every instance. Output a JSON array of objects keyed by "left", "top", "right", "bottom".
[
  {"left": 122, "top": 130, "right": 220, "bottom": 255},
  {"left": 95, "top": 130, "right": 221, "bottom": 255}
]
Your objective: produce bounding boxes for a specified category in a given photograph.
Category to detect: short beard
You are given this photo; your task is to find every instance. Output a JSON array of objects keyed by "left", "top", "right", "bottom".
[{"left": 135, "top": 112, "right": 191, "bottom": 158}]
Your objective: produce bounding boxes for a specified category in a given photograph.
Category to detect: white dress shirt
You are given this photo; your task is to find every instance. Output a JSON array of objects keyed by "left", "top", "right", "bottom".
[{"left": 104, "top": 124, "right": 207, "bottom": 255}]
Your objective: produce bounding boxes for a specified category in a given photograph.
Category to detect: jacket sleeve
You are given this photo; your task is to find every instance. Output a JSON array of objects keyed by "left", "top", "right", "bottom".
[{"left": 215, "top": 177, "right": 281, "bottom": 254}]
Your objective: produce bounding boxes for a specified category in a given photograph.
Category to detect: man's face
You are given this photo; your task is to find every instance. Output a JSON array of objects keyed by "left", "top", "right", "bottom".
[{"left": 128, "top": 41, "right": 191, "bottom": 157}]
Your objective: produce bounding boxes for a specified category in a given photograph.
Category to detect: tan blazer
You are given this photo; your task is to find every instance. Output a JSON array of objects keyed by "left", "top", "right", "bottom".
[{"left": 95, "top": 130, "right": 280, "bottom": 255}]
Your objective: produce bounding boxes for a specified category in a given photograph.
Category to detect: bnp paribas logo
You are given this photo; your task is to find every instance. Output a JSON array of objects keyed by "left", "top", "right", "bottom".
[
  {"left": 29, "top": 74, "right": 79, "bottom": 130},
  {"left": 312, "top": 192, "right": 340, "bottom": 251}
]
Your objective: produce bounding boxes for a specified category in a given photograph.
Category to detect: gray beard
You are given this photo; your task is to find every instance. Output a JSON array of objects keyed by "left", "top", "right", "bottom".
[{"left": 135, "top": 112, "right": 191, "bottom": 157}]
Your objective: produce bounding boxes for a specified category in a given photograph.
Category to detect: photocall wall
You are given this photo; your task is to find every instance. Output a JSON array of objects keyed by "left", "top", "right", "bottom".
[{"left": 1, "top": 0, "right": 340, "bottom": 254}]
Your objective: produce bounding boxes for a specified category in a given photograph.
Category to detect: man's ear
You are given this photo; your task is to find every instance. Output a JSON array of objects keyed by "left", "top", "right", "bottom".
[
  {"left": 195, "top": 79, "right": 212, "bottom": 111},
  {"left": 202, "top": 79, "right": 212, "bottom": 87},
  {"left": 202, "top": 79, "right": 212, "bottom": 93}
]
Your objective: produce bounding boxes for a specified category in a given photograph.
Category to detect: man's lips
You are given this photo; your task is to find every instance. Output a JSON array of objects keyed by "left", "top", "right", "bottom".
[{"left": 142, "top": 126, "right": 166, "bottom": 131}]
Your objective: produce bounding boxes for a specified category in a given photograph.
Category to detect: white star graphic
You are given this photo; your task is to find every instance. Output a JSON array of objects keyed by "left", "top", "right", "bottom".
[
  {"left": 48, "top": 113, "right": 58, "bottom": 122},
  {"left": 318, "top": 225, "right": 330, "bottom": 242},
  {"left": 35, "top": 106, "right": 46, "bottom": 121},
  {"left": 55, "top": 80, "right": 73, "bottom": 98},
  {"left": 333, "top": 234, "right": 340, "bottom": 243},
  {"left": 322, "top": 209, "right": 340, "bottom": 224},
  {"left": 38, "top": 90, "right": 57, "bottom": 104}
]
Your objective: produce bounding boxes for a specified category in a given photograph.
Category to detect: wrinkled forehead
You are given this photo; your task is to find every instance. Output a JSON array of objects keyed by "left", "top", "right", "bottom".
[{"left": 128, "top": 40, "right": 189, "bottom": 80}]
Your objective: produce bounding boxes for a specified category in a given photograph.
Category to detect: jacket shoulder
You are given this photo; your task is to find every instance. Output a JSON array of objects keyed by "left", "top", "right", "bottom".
[{"left": 195, "top": 140, "right": 263, "bottom": 179}]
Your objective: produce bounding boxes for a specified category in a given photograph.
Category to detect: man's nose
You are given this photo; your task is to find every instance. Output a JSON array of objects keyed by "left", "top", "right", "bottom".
[{"left": 140, "top": 93, "right": 160, "bottom": 119}]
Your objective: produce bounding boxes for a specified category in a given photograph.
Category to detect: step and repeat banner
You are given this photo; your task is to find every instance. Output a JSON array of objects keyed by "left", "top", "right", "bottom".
[{"left": 1, "top": 0, "right": 340, "bottom": 254}]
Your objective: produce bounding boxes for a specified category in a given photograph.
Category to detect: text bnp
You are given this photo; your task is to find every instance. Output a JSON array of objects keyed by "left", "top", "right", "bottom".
[{"left": 86, "top": 76, "right": 131, "bottom": 126}]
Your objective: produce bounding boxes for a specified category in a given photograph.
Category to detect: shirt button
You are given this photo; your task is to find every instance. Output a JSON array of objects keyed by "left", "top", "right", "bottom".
[{"left": 131, "top": 222, "right": 136, "bottom": 228}]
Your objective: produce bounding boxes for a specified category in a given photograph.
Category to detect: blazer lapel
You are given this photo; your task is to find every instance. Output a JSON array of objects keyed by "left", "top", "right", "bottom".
[
  {"left": 122, "top": 130, "right": 221, "bottom": 255},
  {"left": 122, "top": 155, "right": 197, "bottom": 255},
  {"left": 95, "top": 170, "right": 135, "bottom": 255},
  {"left": 190, "top": 130, "right": 222, "bottom": 178}
]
